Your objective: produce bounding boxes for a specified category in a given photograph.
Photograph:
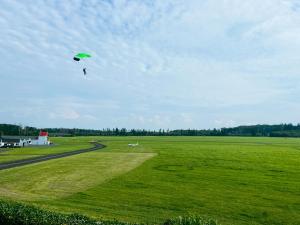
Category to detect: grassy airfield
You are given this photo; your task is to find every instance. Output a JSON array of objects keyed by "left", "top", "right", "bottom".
[{"left": 0, "top": 136, "right": 299, "bottom": 225}]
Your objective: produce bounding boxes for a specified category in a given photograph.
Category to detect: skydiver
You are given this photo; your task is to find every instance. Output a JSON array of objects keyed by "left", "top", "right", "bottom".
[{"left": 83, "top": 68, "right": 87, "bottom": 75}]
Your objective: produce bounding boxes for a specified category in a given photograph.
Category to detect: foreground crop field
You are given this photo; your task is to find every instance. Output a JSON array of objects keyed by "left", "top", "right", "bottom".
[{"left": 0, "top": 136, "right": 299, "bottom": 225}]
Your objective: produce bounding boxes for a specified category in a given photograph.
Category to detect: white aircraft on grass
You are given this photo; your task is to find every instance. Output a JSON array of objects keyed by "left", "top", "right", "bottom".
[{"left": 128, "top": 142, "right": 139, "bottom": 147}]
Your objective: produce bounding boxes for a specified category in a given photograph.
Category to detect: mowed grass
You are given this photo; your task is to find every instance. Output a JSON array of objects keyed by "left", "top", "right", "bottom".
[
  {"left": 0, "top": 137, "right": 93, "bottom": 163},
  {"left": 0, "top": 151, "right": 155, "bottom": 201},
  {"left": 0, "top": 136, "right": 299, "bottom": 225}
]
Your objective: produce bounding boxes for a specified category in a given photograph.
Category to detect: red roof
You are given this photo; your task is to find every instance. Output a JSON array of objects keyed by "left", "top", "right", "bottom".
[{"left": 39, "top": 131, "right": 48, "bottom": 137}]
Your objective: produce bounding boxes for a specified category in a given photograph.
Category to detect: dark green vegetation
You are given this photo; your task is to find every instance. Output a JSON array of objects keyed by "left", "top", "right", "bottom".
[
  {"left": 2, "top": 123, "right": 300, "bottom": 137},
  {"left": 0, "top": 136, "right": 299, "bottom": 225},
  {"left": 0, "top": 199, "right": 122, "bottom": 225},
  {"left": 0, "top": 200, "right": 217, "bottom": 225}
]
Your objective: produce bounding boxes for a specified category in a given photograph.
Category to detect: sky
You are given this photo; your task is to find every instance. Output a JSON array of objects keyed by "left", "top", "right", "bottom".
[{"left": 1, "top": 0, "right": 300, "bottom": 130}]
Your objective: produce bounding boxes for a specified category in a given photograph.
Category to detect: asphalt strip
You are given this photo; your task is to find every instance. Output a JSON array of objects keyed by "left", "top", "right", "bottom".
[{"left": 0, "top": 142, "right": 106, "bottom": 171}]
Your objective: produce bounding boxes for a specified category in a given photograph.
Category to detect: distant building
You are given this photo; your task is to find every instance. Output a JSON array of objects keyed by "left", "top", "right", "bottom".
[
  {"left": 31, "top": 131, "right": 50, "bottom": 145},
  {"left": 0, "top": 131, "right": 50, "bottom": 148},
  {"left": 0, "top": 136, "right": 32, "bottom": 147}
]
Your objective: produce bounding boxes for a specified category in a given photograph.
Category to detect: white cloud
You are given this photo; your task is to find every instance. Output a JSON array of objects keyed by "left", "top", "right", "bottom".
[
  {"left": 1, "top": 0, "right": 300, "bottom": 129},
  {"left": 214, "top": 119, "right": 236, "bottom": 128},
  {"left": 49, "top": 109, "right": 80, "bottom": 120}
]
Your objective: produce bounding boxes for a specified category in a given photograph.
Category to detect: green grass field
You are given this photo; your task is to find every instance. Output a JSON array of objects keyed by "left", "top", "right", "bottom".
[{"left": 0, "top": 136, "right": 299, "bottom": 225}]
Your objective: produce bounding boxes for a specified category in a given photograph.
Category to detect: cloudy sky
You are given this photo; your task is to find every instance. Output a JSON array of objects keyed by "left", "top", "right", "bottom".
[{"left": 1, "top": 0, "right": 300, "bottom": 129}]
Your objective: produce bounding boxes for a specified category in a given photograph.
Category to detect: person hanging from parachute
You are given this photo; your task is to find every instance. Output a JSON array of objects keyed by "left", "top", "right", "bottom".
[{"left": 73, "top": 53, "right": 91, "bottom": 76}]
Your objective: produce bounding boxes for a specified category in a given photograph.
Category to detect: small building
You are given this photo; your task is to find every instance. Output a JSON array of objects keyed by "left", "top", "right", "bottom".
[
  {"left": 31, "top": 131, "right": 50, "bottom": 145},
  {"left": 0, "top": 136, "right": 32, "bottom": 148},
  {"left": 0, "top": 139, "right": 5, "bottom": 148}
]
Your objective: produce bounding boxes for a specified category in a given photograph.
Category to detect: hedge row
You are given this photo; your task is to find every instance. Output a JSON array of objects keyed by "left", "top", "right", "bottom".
[
  {"left": 163, "top": 216, "right": 218, "bottom": 225},
  {"left": 0, "top": 200, "right": 218, "bottom": 225}
]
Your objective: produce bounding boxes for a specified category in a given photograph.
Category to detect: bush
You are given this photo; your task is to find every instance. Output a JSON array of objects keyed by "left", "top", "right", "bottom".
[
  {"left": 0, "top": 200, "right": 132, "bottom": 225},
  {"left": 0, "top": 200, "right": 218, "bottom": 225},
  {"left": 163, "top": 216, "right": 218, "bottom": 225}
]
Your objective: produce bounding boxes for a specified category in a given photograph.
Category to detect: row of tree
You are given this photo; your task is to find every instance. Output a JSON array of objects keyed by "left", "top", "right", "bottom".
[
  {"left": 1, "top": 123, "right": 300, "bottom": 137},
  {"left": 0, "top": 124, "right": 39, "bottom": 136}
]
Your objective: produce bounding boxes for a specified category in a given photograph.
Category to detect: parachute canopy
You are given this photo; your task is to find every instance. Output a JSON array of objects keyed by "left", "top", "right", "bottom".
[{"left": 73, "top": 53, "right": 91, "bottom": 61}]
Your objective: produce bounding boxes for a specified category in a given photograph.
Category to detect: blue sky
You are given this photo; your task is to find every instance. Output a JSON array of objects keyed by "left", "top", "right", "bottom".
[{"left": 1, "top": 0, "right": 300, "bottom": 129}]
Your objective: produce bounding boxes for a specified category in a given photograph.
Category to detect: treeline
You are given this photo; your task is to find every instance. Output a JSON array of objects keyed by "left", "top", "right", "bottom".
[
  {"left": 0, "top": 124, "right": 39, "bottom": 136},
  {"left": 1, "top": 123, "right": 300, "bottom": 137}
]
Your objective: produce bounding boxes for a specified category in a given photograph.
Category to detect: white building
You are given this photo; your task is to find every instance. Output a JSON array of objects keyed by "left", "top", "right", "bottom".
[
  {"left": 31, "top": 131, "right": 50, "bottom": 145},
  {"left": 0, "top": 139, "right": 4, "bottom": 148},
  {"left": 0, "top": 136, "right": 31, "bottom": 147}
]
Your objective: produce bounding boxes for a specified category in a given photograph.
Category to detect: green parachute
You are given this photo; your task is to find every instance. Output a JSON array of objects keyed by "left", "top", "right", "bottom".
[
  {"left": 73, "top": 53, "right": 91, "bottom": 61},
  {"left": 73, "top": 53, "right": 91, "bottom": 75}
]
